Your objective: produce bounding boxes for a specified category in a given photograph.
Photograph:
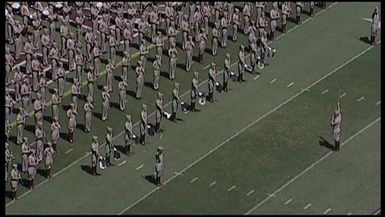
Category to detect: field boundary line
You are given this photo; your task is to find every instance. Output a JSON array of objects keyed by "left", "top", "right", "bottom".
[
  {"left": 119, "top": 44, "right": 376, "bottom": 215},
  {"left": 244, "top": 116, "right": 380, "bottom": 214}
]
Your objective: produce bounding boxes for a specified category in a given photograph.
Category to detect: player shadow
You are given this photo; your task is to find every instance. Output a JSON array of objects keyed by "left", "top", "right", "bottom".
[
  {"left": 192, "top": 55, "right": 200, "bottom": 63},
  {"left": 147, "top": 56, "right": 155, "bottom": 62},
  {"left": 177, "top": 63, "right": 186, "bottom": 70},
  {"left": 80, "top": 165, "right": 93, "bottom": 175},
  {"left": 43, "top": 115, "right": 53, "bottom": 123},
  {"left": 144, "top": 81, "right": 154, "bottom": 89},
  {"left": 94, "top": 112, "right": 103, "bottom": 121},
  {"left": 131, "top": 42, "right": 140, "bottom": 50},
  {"left": 60, "top": 132, "right": 70, "bottom": 142},
  {"left": 80, "top": 94, "right": 88, "bottom": 102},
  {"left": 318, "top": 136, "right": 335, "bottom": 150},
  {"left": 62, "top": 104, "right": 70, "bottom": 111},
  {"left": 114, "top": 145, "right": 126, "bottom": 155},
  {"left": 205, "top": 47, "right": 212, "bottom": 55},
  {"left": 144, "top": 174, "right": 157, "bottom": 185},
  {"left": 127, "top": 90, "right": 137, "bottom": 99},
  {"left": 25, "top": 125, "right": 35, "bottom": 133},
  {"left": 176, "top": 41, "right": 183, "bottom": 50},
  {"left": 19, "top": 178, "right": 30, "bottom": 188},
  {"left": 36, "top": 168, "right": 46, "bottom": 177},
  {"left": 77, "top": 123, "right": 86, "bottom": 132},
  {"left": 12, "top": 108, "right": 19, "bottom": 114},
  {"left": 287, "top": 16, "right": 298, "bottom": 24},
  {"left": 160, "top": 71, "right": 169, "bottom": 79},
  {"left": 100, "top": 58, "right": 109, "bottom": 65},
  {"left": 359, "top": 36, "right": 372, "bottom": 45},
  {"left": 162, "top": 48, "right": 169, "bottom": 57},
  {"left": 5, "top": 190, "right": 13, "bottom": 200},
  {"left": 116, "top": 50, "right": 125, "bottom": 57},
  {"left": 111, "top": 102, "right": 121, "bottom": 111},
  {"left": 8, "top": 136, "right": 18, "bottom": 145}
]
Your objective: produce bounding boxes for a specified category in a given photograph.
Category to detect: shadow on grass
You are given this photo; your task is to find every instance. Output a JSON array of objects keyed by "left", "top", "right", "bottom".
[
  {"left": 77, "top": 123, "right": 86, "bottom": 132},
  {"left": 115, "top": 145, "right": 126, "bottom": 155},
  {"left": 127, "top": 90, "right": 137, "bottom": 99},
  {"left": 144, "top": 174, "right": 157, "bottom": 186},
  {"left": 160, "top": 71, "right": 169, "bottom": 79},
  {"left": 319, "top": 136, "right": 335, "bottom": 151},
  {"left": 94, "top": 112, "right": 103, "bottom": 121},
  {"left": 144, "top": 81, "right": 154, "bottom": 89},
  {"left": 43, "top": 115, "right": 53, "bottom": 123},
  {"left": 111, "top": 102, "right": 121, "bottom": 111},
  {"left": 80, "top": 165, "right": 93, "bottom": 175},
  {"left": 5, "top": 190, "right": 13, "bottom": 199},
  {"left": 359, "top": 36, "right": 372, "bottom": 45},
  {"left": 36, "top": 168, "right": 46, "bottom": 178}
]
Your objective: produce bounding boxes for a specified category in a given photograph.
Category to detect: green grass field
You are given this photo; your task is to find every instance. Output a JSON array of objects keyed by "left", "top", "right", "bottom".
[{"left": 5, "top": 2, "right": 381, "bottom": 215}]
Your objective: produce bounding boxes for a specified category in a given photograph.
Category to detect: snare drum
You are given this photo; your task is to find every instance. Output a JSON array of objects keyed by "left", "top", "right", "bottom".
[{"left": 12, "top": 2, "right": 20, "bottom": 14}]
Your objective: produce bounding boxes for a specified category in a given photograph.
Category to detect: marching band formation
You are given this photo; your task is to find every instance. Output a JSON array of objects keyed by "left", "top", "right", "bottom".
[{"left": 5, "top": 2, "right": 324, "bottom": 200}]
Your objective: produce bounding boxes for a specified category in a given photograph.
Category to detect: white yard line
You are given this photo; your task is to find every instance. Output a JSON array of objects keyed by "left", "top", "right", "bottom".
[
  {"left": 244, "top": 117, "right": 380, "bottom": 215},
  {"left": 375, "top": 100, "right": 381, "bottom": 105},
  {"left": 246, "top": 190, "right": 255, "bottom": 196},
  {"left": 65, "top": 148, "right": 74, "bottom": 154},
  {"left": 340, "top": 92, "right": 347, "bottom": 98},
  {"left": 303, "top": 203, "right": 312, "bottom": 210},
  {"left": 135, "top": 164, "right": 143, "bottom": 170},
  {"left": 357, "top": 96, "right": 365, "bottom": 102},
  {"left": 190, "top": 177, "right": 199, "bottom": 183},
  {"left": 209, "top": 181, "right": 217, "bottom": 188},
  {"left": 323, "top": 208, "right": 332, "bottom": 214},
  {"left": 287, "top": 82, "right": 294, "bottom": 87},
  {"left": 270, "top": 78, "right": 277, "bottom": 84},
  {"left": 322, "top": 89, "right": 329, "bottom": 94},
  {"left": 119, "top": 44, "right": 376, "bottom": 215},
  {"left": 284, "top": 198, "right": 293, "bottom": 205},
  {"left": 228, "top": 185, "right": 236, "bottom": 192},
  {"left": 119, "top": 161, "right": 127, "bottom": 167}
]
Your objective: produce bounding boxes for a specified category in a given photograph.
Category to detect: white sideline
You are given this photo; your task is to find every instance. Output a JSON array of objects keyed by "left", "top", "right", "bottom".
[{"left": 244, "top": 116, "right": 380, "bottom": 215}]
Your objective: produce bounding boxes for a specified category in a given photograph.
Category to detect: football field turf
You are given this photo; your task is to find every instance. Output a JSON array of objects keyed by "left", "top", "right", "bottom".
[{"left": 5, "top": 2, "right": 380, "bottom": 214}]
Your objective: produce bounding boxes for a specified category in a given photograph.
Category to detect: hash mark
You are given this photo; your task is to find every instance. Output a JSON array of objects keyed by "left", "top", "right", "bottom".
[
  {"left": 357, "top": 96, "right": 365, "bottom": 102},
  {"left": 228, "top": 185, "right": 236, "bottom": 192},
  {"left": 270, "top": 78, "right": 277, "bottom": 83},
  {"left": 303, "top": 203, "right": 312, "bottom": 210},
  {"left": 246, "top": 190, "right": 255, "bottom": 196},
  {"left": 287, "top": 82, "right": 294, "bottom": 87},
  {"left": 118, "top": 160, "right": 127, "bottom": 167},
  {"left": 190, "top": 177, "right": 198, "bottom": 183},
  {"left": 323, "top": 208, "right": 332, "bottom": 214},
  {"left": 322, "top": 89, "right": 329, "bottom": 94},
  {"left": 65, "top": 148, "right": 73, "bottom": 154},
  {"left": 209, "top": 181, "right": 217, "bottom": 187},
  {"left": 284, "top": 198, "right": 293, "bottom": 205}
]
